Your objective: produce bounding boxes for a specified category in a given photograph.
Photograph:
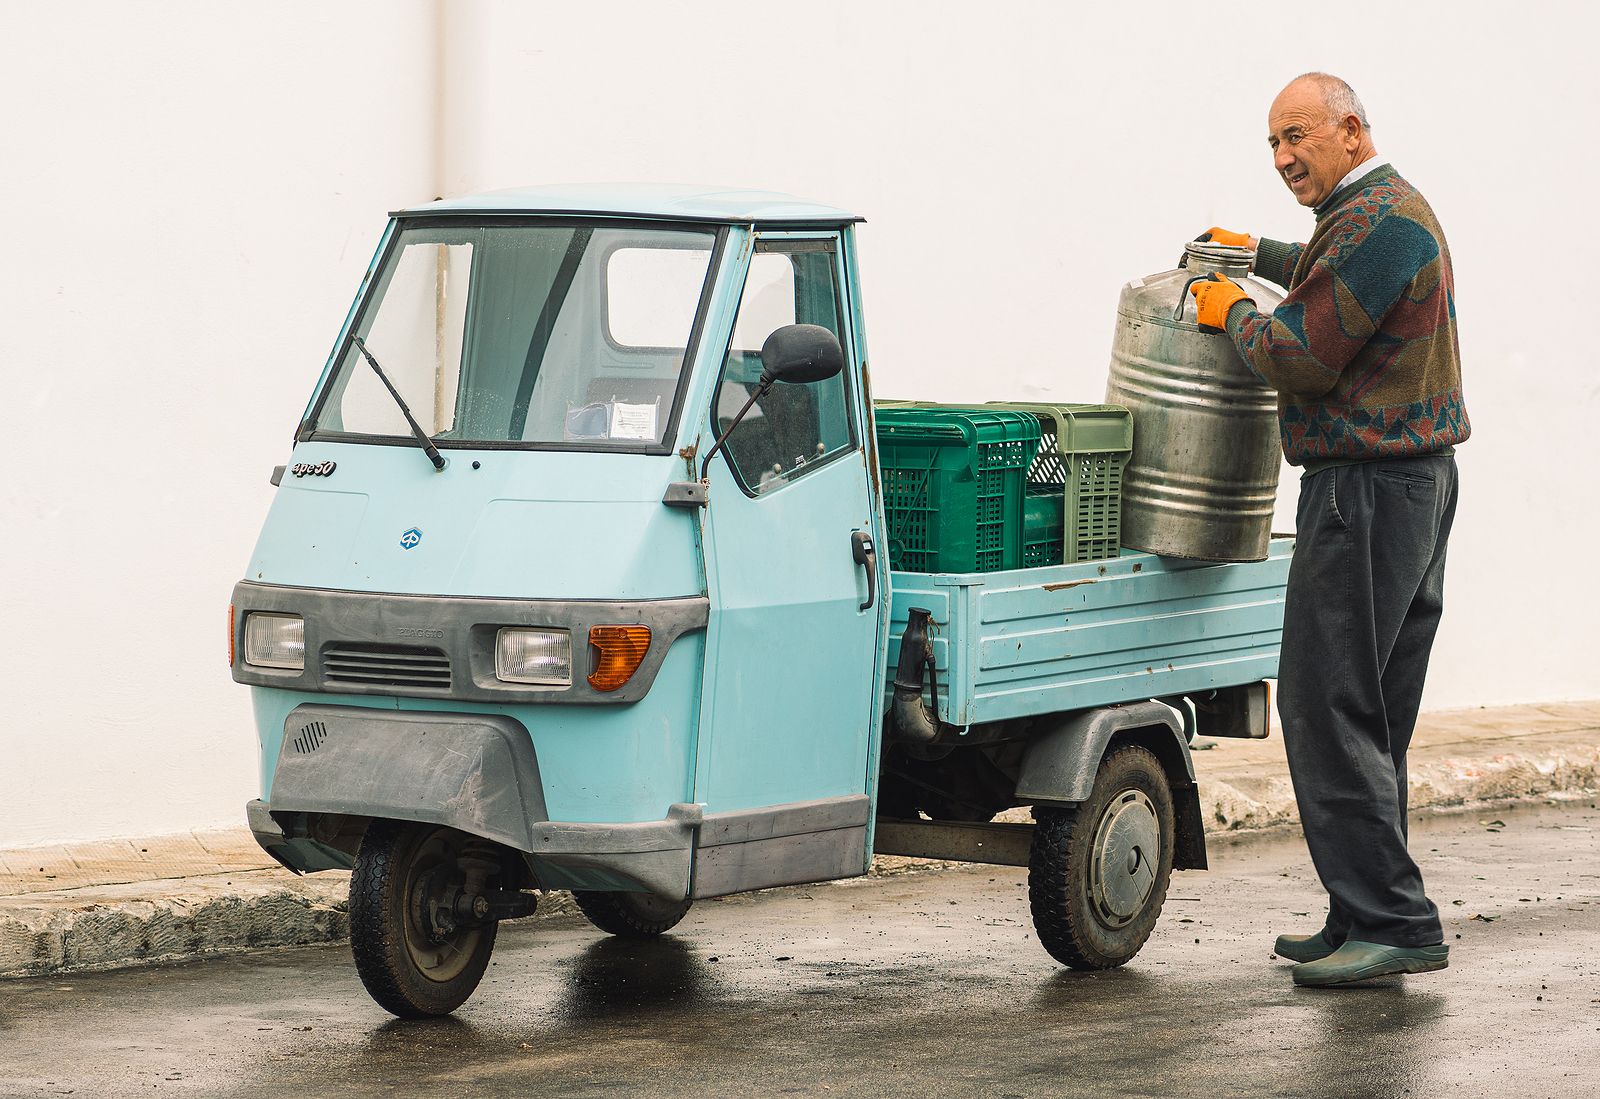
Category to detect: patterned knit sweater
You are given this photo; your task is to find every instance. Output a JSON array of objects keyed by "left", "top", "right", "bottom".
[{"left": 1226, "top": 163, "right": 1470, "bottom": 466}]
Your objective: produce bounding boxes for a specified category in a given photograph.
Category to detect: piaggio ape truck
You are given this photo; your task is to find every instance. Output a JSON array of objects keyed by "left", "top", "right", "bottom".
[{"left": 230, "top": 185, "right": 1287, "bottom": 1017}]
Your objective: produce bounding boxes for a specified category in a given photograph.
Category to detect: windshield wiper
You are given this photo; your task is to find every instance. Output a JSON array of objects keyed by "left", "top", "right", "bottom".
[{"left": 350, "top": 334, "right": 446, "bottom": 471}]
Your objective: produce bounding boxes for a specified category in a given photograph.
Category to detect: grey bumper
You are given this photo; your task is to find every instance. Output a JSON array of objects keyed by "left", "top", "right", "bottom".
[
  {"left": 249, "top": 797, "right": 703, "bottom": 896},
  {"left": 247, "top": 798, "right": 353, "bottom": 873},
  {"left": 252, "top": 703, "right": 698, "bottom": 895},
  {"left": 526, "top": 804, "right": 702, "bottom": 897}
]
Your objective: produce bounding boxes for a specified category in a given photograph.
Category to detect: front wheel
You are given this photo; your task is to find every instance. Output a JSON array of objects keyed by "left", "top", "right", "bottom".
[
  {"left": 1028, "top": 744, "right": 1176, "bottom": 969},
  {"left": 573, "top": 890, "right": 692, "bottom": 938},
  {"left": 349, "top": 821, "right": 507, "bottom": 1018}
]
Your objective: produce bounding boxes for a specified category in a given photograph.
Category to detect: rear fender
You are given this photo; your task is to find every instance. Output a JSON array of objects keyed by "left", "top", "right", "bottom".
[{"left": 1015, "top": 701, "right": 1206, "bottom": 870}]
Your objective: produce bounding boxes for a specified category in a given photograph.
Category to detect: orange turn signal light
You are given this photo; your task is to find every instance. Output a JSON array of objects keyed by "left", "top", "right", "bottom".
[
  {"left": 587, "top": 625, "right": 651, "bottom": 692},
  {"left": 228, "top": 604, "right": 236, "bottom": 667}
]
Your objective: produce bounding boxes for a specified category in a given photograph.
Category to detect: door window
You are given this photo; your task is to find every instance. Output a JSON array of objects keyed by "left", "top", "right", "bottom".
[{"left": 714, "top": 240, "right": 855, "bottom": 494}]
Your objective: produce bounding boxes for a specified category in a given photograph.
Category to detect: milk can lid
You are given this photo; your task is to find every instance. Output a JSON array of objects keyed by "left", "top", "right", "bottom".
[{"left": 1183, "top": 241, "right": 1254, "bottom": 275}]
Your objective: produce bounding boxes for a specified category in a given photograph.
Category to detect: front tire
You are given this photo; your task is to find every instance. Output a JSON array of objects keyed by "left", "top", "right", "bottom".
[
  {"left": 348, "top": 820, "right": 503, "bottom": 1018},
  {"left": 573, "top": 891, "right": 692, "bottom": 938},
  {"left": 1028, "top": 744, "right": 1175, "bottom": 969}
]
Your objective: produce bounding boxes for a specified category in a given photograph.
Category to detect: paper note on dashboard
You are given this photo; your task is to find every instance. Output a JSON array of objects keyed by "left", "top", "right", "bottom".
[{"left": 609, "top": 401, "right": 658, "bottom": 441}]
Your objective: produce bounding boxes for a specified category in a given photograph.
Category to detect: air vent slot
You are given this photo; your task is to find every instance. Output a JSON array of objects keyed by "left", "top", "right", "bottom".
[
  {"left": 292, "top": 721, "right": 328, "bottom": 754},
  {"left": 323, "top": 642, "right": 451, "bottom": 690}
]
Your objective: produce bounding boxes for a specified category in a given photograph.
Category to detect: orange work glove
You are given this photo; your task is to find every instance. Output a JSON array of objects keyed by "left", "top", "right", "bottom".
[
  {"left": 1189, "top": 273, "right": 1255, "bottom": 333},
  {"left": 1194, "top": 226, "right": 1253, "bottom": 247}
]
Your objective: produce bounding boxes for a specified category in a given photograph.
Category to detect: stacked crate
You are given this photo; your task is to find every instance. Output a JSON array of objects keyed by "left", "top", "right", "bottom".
[
  {"left": 874, "top": 402, "right": 1132, "bottom": 573},
  {"left": 874, "top": 407, "right": 1040, "bottom": 573}
]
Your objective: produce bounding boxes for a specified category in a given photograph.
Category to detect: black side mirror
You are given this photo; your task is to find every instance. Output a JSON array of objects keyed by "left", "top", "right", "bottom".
[
  {"left": 759, "top": 324, "right": 844, "bottom": 386},
  {"left": 686, "top": 324, "right": 846, "bottom": 489}
]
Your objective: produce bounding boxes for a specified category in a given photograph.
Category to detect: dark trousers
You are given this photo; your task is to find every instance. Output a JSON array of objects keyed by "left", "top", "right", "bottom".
[{"left": 1278, "top": 454, "right": 1459, "bottom": 948}]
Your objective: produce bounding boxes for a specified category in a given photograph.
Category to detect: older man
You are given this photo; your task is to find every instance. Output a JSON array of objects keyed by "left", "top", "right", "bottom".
[{"left": 1188, "top": 73, "right": 1470, "bottom": 987}]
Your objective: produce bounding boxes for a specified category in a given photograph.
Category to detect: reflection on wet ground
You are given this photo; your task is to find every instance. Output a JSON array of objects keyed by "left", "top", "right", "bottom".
[
  {"left": 3, "top": 802, "right": 1596, "bottom": 1097},
  {"left": 549, "top": 935, "right": 714, "bottom": 1020}
]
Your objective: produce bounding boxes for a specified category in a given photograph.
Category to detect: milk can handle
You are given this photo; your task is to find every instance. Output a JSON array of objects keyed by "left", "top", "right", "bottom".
[{"left": 1173, "top": 274, "right": 1210, "bottom": 321}]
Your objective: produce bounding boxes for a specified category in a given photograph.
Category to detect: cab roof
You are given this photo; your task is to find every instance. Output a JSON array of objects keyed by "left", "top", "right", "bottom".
[{"left": 397, "top": 183, "right": 861, "bottom": 225}]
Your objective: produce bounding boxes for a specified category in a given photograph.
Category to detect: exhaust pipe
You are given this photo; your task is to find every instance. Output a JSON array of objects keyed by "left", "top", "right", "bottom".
[{"left": 892, "top": 608, "right": 942, "bottom": 744}]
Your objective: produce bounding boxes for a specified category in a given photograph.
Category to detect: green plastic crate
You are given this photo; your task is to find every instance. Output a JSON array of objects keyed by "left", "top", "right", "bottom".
[
  {"left": 874, "top": 407, "right": 1042, "bottom": 573},
  {"left": 1023, "top": 485, "right": 1065, "bottom": 568},
  {"left": 985, "top": 403, "right": 1132, "bottom": 564}
]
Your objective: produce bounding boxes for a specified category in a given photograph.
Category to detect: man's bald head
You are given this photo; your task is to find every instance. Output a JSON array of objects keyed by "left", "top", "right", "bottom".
[
  {"left": 1285, "top": 72, "right": 1371, "bottom": 130},
  {"left": 1267, "top": 73, "right": 1379, "bottom": 208}
]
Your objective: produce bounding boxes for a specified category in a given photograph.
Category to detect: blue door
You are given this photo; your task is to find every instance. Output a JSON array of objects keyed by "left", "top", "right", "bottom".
[{"left": 691, "top": 230, "right": 885, "bottom": 894}]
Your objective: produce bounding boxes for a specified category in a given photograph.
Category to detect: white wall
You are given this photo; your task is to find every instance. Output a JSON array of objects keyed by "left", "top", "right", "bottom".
[
  {"left": 0, "top": 1, "right": 439, "bottom": 846},
  {"left": 444, "top": 0, "right": 1599, "bottom": 710},
  {"left": 3, "top": 0, "right": 1594, "bottom": 845}
]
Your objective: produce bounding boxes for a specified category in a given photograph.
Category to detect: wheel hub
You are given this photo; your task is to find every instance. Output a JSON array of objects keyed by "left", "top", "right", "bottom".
[
  {"left": 402, "top": 832, "right": 488, "bottom": 983},
  {"left": 1089, "top": 789, "right": 1160, "bottom": 926}
]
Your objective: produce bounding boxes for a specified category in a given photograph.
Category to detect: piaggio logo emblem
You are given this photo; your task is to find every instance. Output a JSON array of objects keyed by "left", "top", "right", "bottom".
[{"left": 400, "top": 528, "right": 423, "bottom": 550}]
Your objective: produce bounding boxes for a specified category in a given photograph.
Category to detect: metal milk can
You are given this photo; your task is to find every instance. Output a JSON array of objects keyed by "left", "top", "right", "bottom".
[{"left": 1104, "top": 242, "right": 1285, "bottom": 562}]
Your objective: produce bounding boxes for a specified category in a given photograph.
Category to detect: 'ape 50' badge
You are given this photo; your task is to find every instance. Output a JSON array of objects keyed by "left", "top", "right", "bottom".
[{"left": 400, "top": 528, "right": 423, "bottom": 550}]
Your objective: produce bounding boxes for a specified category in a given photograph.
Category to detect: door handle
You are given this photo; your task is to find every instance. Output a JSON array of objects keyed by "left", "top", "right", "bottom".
[{"left": 851, "top": 530, "right": 877, "bottom": 612}]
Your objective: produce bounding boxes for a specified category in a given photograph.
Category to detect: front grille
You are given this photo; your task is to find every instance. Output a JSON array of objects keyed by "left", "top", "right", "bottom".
[{"left": 322, "top": 642, "right": 451, "bottom": 690}]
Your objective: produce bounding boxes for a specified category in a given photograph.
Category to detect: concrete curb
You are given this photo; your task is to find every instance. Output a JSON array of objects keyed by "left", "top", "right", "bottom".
[
  {"left": 1, "top": 872, "right": 350, "bottom": 978},
  {"left": 1198, "top": 741, "right": 1600, "bottom": 833},
  {"left": 0, "top": 873, "right": 582, "bottom": 980},
  {"left": 0, "top": 870, "right": 588, "bottom": 985},
  {"left": 4, "top": 735, "right": 1596, "bottom": 981}
]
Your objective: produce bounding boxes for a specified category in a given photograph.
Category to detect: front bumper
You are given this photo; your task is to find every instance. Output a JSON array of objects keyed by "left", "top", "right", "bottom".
[
  {"left": 247, "top": 798, "right": 354, "bottom": 873},
  {"left": 249, "top": 702, "right": 702, "bottom": 895},
  {"left": 249, "top": 797, "right": 703, "bottom": 897}
]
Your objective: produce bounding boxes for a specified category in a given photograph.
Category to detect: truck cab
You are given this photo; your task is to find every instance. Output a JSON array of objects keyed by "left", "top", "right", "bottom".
[{"left": 231, "top": 185, "right": 1286, "bottom": 1018}]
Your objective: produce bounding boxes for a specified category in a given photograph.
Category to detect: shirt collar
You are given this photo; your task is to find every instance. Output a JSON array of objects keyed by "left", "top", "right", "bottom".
[
  {"left": 1336, "top": 155, "right": 1381, "bottom": 192},
  {"left": 1314, "top": 158, "right": 1391, "bottom": 218}
]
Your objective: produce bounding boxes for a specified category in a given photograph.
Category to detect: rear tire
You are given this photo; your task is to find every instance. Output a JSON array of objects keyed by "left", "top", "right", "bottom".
[
  {"left": 573, "top": 891, "right": 692, "bottom": 938},
  {"left": 1028, "top": 744, "right": 1175, "bottom": 969},
  {"left": 349, "top": 820, "right": 503, "bottom": 1018}
]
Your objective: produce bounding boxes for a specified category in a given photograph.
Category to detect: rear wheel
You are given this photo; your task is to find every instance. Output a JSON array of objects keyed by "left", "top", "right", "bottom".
[
  {"left": 573, "top": 891, "right": 692, "bottom": 938},
  {"left": 1028, "top": 744, "right": 1175, "bottom": 969},
  {"left": 348, "top": 820, "right": 507, "bottom": 1017}
]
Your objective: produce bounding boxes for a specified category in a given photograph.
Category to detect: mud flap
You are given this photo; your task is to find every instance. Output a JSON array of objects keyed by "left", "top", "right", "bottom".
[{"left": 266, "top": 705, "right": 547, "bottom": 853}]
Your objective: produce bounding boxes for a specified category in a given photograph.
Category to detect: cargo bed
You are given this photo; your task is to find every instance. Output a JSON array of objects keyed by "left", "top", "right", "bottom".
[{"left": 886, "top": 536, "right": 1293, "bottom": 726}]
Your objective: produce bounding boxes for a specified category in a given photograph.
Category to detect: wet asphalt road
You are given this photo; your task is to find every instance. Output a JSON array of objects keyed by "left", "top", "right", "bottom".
[{"left": 3, "top": 802, "right": 1597, "bottom": 1098}]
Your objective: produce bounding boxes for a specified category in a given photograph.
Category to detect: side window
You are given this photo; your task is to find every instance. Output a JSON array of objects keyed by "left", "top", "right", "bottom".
[{"left": 715, "top": 239, "right": 855, "bottom": 493}]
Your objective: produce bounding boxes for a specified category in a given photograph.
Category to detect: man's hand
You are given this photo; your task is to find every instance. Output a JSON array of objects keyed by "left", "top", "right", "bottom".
[
  {"left": 1180, "top": 227, "right": 1258, "bottom": 267},
  {"left": 1195, "top": 226, "right": 1255, "bottom": 248},
  {"left": 1189, "top": 273, "right": 1255, "bottom": 333}
]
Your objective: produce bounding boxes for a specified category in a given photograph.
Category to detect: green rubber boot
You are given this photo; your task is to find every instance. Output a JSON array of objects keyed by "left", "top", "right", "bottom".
[
  {"left": 1273, "top": 930, "right": 1338, "bottom": 963},
  {"left": 1291, "top": 940, "right": 1449, "bottom": 987}
]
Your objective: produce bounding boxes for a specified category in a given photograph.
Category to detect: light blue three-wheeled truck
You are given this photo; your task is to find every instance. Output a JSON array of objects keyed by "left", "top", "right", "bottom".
[{"left": 231, "top": 185, "right": 1290, "bottom": 1017}]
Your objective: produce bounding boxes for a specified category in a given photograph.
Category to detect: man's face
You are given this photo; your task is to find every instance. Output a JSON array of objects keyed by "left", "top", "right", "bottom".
[{"left": 1267, "top": 82, "right": 1357, "bottom": 207}]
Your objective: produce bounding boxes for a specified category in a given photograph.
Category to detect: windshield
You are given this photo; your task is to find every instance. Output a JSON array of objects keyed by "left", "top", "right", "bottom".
[{"left": 308, "top": 221, "right": 719, "bottom": 449}]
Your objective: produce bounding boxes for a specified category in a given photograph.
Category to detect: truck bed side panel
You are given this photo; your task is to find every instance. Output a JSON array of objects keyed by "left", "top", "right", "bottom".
[{"left": 887, "top": 538, "right": 1292, "bottom": 726}]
